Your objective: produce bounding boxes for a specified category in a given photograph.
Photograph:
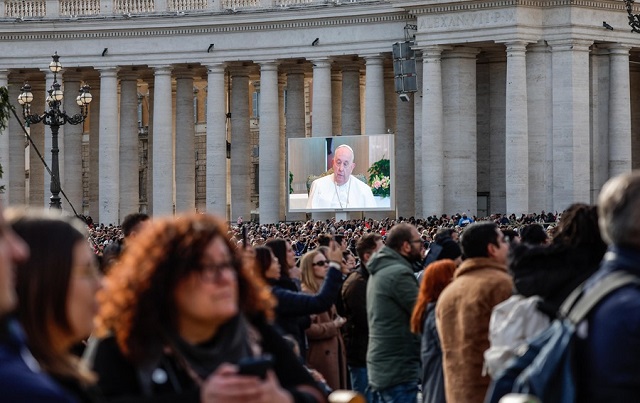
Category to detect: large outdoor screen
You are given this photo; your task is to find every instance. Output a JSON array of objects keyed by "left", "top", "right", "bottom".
[{"left": 287, "top": 134, "right": 395, "bottom": 213}]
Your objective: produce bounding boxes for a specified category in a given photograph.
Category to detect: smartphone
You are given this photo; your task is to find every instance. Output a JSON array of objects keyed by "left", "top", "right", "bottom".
[{"left": 237, "top": 355, "right": 273, "bottom": 380}]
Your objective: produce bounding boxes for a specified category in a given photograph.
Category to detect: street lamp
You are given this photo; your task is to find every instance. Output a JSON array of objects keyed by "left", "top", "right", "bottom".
[{"left": 17, "top": 52, "right": 92, "bottom": 209}]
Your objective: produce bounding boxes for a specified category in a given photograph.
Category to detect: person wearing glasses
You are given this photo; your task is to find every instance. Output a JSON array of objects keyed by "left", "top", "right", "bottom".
[
  {"left": 306, "top": 145, "right": 376, "bottom": 210},
  {"left": 366, "top": 223, "right": 422, "bottom": 403},
  {"left": 436, "top": 222, "right": 513, "bottom": 403},
  {"left": 90, "top": 213, "right": 326, "bottom": 403},
  {"left": 4, "top": 209, "right": 103, "bottom": 402},
  {"left": 300, "top": 250, "right": 347, "bottom": 392}
]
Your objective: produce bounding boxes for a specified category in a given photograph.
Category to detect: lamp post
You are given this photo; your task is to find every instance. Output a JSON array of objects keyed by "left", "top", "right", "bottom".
[{"left": 17, "top": 52, "right": 92, "bottom": 209}]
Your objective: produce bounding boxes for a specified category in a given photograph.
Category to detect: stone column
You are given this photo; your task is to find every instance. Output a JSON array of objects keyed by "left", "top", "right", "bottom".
[
  {"left": 151, "top": 65, "right": 174, "bottom": 216},
  {"left": 285, "top": 68, "right": 306, "bottom": 139},
  {"left": 278, "top": 74, "right": 286, "bottom": 221},
  {"left": 341, "top": 63, "right": 361, "bottom": 136},
  {"left": 442, "top": 47, "right": 479, "bottom": 216},
  {"left": 527, "top": 41, "right": 552, "bottom": 212},
  {"left": 88, "top": 80, "right": 100, "bottom": 219},
  {"left": 284, "top": 66, "right": 307, "bottom": 221},
  {"left": 549, "top": 39, "right": 592, "bottom": 211},
  {"left": 98, "top": 67, "right": 120, "bottom": 225},
  {"left": 229, "top": 67, "right": 252, "bottom": 221},
  {"left": 608, "top": 44, "right": 633, "bottom": 177},
  {"left": 311, "top": 58, "right": 332, "bottom": 137},
  {"left": 175, "top": 68, "right": 196, "bottom": 213},
  {"left": 363, "top": 54, "right": 385, "bottom": 134},
  {"left": 29, "top": 78, "right": 45, "bottom": 208},
  {"left": 258, "top": 61, "right": 280, "bottom": 224},
  {"left": 205, "top": 63, "right": 228, "bottom": 218},
  {"left": 396, "top": 80, "right": 414, "bottom": 217},
  {"left": 485, "top": 55, "right": 506, "bottom": 215},
  {"left": 590, "top": 46, "right": 610, "bottom": 203},
  {"left": 421, "top": 46, "right": 445, "bottom": 216},
  {"left": 384, "top": 63, "right": 396, "bottom": 135},
  {"left": 119, "top": 70, "right": 140, "bottom": 217},
  {"left": 8, "top": 77, "right": 26, "bottom": 205},
  {"left": 61, "top": 71, "right": 83, "bottom": 214},
  {"left": 504, "top": 41, "right": 529, "bottom": 215},
  {"left": 413, "top": 54, "right": 423, "bottom": 215},
  {"left": 331, "top": 69, "right": 342, "bottom": 135}
]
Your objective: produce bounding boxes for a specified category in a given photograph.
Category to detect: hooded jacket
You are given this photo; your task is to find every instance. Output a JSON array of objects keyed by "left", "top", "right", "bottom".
[{"left": 366, "top": 246, "right": 420, "bottom": 390}]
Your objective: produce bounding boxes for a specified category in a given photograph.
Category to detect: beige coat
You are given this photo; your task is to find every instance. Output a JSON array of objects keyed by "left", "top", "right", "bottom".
[
  {"left": 305, "top": 304, "right": 348, "bottom": 391},
  {"left": 436, "top": 257, "right": 513, "bottom": 403}
]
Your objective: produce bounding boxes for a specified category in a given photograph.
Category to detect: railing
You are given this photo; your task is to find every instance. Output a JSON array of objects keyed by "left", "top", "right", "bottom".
[
  {"left": 114, "top": 0, "right": 154, "bottom": 13},
  {"left": 60, "top": 0, "right": 100, "bottom": 15},
  {"left": 5, "top": 0, "right": 46, "bottom": 17},
  {"left": 3, "top": 0, "right": 372, "bottom": 17}
]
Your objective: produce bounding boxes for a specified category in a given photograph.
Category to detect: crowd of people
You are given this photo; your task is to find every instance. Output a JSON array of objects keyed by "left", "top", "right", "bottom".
[{"left": 1, "top": 171, "right": 640, "bottom": 403}]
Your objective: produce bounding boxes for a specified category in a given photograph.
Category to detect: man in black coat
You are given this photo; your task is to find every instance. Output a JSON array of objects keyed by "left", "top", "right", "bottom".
[{"left": 339, "top": 233, "right": 383, "bottom": 400}]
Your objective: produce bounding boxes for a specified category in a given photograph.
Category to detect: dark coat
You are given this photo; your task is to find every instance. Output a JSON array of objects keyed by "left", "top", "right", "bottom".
[
  {"left": 0, "top": 318, "right": 77, "bottom": 403},
  {"left": 574, "top": 246, "right": 640, "bottom": 402},
  {"left": 420, "top": 303, "right": 445, "bottom": 403},
  {"left": 91, "top": 317, "right": 324, "bottom": 403},
  {"left": 271, "top": 266, "right": 344, "bottom": 359},
  {"left": 340, "top": 266, "right": 368, "bottom": 367}
]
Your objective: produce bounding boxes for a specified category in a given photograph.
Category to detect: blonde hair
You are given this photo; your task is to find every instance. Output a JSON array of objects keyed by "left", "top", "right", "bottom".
[{"left": 300, "top": 250, "right": 323, "bottom": 294}]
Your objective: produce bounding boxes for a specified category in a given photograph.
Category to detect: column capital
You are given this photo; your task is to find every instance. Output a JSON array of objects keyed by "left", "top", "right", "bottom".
[
  {"left": 310, "top": 58, "right": 333, "bottom": 69},
  {"left": 442, "top": 46, "right": 480, "bottom": 60},
  {"left": 502, "top": 40, "right": 532, "bottom": 54},
  {"left": 604, "top": 43, "right": 633, "bottom": 55},
  {"left": 205, "top": 63, "right": 227, "bottom": 74},
  {"left": 227, "top": 65, "right": 252, "bottom": 76},
  {"left": 361, "top": 54, "right": 385, "bottom": 65},
  {"left": 149, "top": 65, "right": 173, "bottom": 75},
  {"left": 174, "top": 66, "right": 196, "bottom": 79},
  {"left": 119, "top": 69, "right": 139, "bottom": 81},
  {"left": 257, "top": 60, "right": 280, "bottom": 71},
  {"left": 93, "top": 65, "right": 121, "bottom": 74},
  {"left": 547, "top": 39, "right": 593, "bottom": 52},
  {"left": 527, "top": 40, "right": 549, "bottom": 53}
]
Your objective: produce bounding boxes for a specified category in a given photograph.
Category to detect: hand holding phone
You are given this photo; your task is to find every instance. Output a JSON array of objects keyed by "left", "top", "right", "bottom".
[{"left": 237, "top": 355, "right": 273, "bottom": 380}]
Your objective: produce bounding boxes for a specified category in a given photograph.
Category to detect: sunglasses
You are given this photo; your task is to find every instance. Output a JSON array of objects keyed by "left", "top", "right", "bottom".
[{"left": 312, "top": 260, "right": 330, "bottom": 267}]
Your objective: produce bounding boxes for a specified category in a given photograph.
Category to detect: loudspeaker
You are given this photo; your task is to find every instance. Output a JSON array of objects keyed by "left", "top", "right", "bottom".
[{"left": 392, "top": 41, "right": 417, "bottom": 93}]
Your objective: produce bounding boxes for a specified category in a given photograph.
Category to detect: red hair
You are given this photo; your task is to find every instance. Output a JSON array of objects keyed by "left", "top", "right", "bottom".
[{"left": 410, "top": 259, "right": 456, "bottom": 334}]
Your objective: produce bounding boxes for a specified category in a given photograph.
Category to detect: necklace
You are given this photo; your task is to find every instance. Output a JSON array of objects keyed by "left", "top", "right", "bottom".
[{"left": 333, "top": 177, "right": 351, "bottom": 208}]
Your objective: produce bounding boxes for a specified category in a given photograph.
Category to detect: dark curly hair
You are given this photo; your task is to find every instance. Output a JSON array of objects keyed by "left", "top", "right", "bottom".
[{"left": 96, "top": 213, "right": 274, "bottom": 365}]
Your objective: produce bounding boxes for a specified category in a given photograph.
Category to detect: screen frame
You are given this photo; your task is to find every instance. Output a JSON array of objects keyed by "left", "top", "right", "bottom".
[{"left": 287, "top": 134, "right": 395, "bottom": 213}]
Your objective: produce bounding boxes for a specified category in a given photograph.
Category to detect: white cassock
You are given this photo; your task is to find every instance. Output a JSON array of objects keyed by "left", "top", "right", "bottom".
[{"left": 306, "top": 175, "right": 377, "bottom": 209}]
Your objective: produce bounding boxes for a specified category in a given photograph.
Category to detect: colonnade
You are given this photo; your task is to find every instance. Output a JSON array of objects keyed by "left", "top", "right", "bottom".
[{"left": 0, "top": 39, "right": 636, "bottom": 224}]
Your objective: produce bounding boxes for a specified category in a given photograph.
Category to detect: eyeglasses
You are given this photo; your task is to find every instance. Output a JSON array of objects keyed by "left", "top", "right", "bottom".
[
  {"left": 409, "top": 239, "right": 423, "bottom": 245},
  {"left": 198, "top": 262, "right": 235, "bottom": 283},
  {"left": 312, "top": 260, "right": 330, "bottom": 267}
]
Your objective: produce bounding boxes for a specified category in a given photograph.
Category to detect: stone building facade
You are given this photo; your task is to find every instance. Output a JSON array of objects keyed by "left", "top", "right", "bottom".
[{"left": 0, "top": 0, "right": 639, "bottom": 224}]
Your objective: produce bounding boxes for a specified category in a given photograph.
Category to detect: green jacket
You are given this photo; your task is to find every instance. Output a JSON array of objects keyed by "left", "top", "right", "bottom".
[{"left": 366, "top": 246, "right": 420, "bottom": 390}]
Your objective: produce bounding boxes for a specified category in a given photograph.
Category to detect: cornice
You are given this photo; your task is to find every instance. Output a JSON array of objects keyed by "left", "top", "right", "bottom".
[
  {"left": 0, "top": 6, "right": 408, "bottom": 41},
  {"left": 403, "top": 0, "right": 628, "bottom": 14}
]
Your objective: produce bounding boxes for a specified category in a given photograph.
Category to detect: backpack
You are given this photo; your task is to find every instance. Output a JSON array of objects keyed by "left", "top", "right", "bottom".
[
  {"left": 484, "top": 295, "right": 551, "bottom": 378},
  {"left": 485, "top": 270, "right": 640, "bottom": 403}
]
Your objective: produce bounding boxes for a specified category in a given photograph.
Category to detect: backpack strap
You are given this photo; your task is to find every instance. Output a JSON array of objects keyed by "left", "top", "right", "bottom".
[{"left": 561, "top": 270, "right": 640, "bottom": 324}]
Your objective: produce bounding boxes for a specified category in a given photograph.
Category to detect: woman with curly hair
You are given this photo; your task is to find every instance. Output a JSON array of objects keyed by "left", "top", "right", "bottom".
[
  {"left": 91, "top": 213, "right": 326, "bottom": 403},
  {"left": 410, "top": 259, "right": 456, "bottom": 403}
]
